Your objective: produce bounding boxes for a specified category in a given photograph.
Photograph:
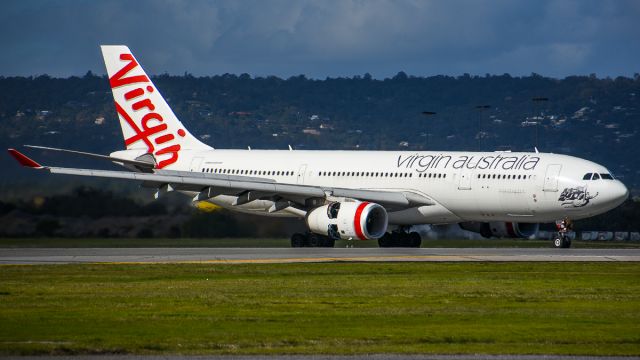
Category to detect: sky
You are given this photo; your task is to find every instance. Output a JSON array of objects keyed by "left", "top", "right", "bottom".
[{"left": 1, "top": 0, "right": 639, "bottom": 79}]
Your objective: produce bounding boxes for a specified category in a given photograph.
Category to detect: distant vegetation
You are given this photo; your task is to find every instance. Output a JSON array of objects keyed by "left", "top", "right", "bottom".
[
  {"left": 1, "top": 72, "right": 639, "bottom": 192},
  {"left": 0, "top": 187, "right": 304, "bottom": 238},
  {"left": 0, "top": 187, "right": 637, "bottom": 238}
]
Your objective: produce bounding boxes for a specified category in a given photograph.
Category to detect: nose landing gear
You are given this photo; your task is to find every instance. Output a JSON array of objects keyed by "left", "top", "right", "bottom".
[{"left": 553, "top": 217, "right": 573, "bottom": 248}]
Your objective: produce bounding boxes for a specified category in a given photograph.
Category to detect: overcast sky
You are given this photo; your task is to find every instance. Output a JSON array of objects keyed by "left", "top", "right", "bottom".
[{"left": 1, "top": 0, "right": 638, "bottom": 79}]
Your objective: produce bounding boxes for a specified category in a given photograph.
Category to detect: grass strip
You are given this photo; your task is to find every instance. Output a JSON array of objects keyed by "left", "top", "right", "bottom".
[{"left": 0, "top": 262, "right": 638, "bottom": 355}]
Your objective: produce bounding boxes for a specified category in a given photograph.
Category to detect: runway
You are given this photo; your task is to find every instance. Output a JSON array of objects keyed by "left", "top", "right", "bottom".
[{"left": 1, "top": 247, "right": 639, "bottom": 264}]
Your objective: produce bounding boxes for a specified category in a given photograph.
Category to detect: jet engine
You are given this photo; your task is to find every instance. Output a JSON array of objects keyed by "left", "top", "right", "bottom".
[
  {"left": 306, "top": 201, "right": 388, "bottom": 240},
  {"left": 459, "top": 222, "right": 539, "bottom": 239}
]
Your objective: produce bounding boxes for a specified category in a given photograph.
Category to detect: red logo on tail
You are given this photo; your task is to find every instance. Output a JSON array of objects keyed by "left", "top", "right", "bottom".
[{"left": 110, "top": 53, "right": 185, "bottom": 168}]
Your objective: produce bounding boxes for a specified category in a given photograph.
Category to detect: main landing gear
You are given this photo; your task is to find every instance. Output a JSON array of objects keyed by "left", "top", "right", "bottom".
[
  {"left": 290, "top": 232, "right": 335, "bottom": 248},
  {"left": 377, "top": 230, "right": 422, "bottom": 248}
]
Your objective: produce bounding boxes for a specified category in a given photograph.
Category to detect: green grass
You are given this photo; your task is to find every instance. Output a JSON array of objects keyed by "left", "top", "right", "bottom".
[
  {"left": 0, "top": 237, "right": 639, "bottom": 248},
  {"left": 0, "top": 262, "right": 638, "bottom": 355}
]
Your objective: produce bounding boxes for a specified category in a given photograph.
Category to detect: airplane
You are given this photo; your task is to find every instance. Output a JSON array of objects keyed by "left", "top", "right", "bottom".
[{"left": 7, "top": 45, "right": 629, "bottom": 248}]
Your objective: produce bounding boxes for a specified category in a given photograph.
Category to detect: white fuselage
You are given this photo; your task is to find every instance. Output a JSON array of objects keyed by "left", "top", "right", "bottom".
[
  {"left": 100, "top": 45, "right": 628, "bottom": 230},
  {"left": 122, "top": 148, "right": 628, "bottom": 225}
]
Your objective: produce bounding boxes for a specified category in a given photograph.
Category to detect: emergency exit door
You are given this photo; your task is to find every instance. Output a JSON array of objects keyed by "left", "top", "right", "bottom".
[
  {"left": 458, "top": 170, "right": 472, "bottom": 190},
  {"left": 297, "top": 164, "right": 307, "bottom": 184}
]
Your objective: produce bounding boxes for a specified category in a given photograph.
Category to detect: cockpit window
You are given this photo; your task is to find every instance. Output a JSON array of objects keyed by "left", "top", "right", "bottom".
[
  {"left": 592, "top": 173, "right": 600, "bottom": 180},
  {"left": 600, "top": 173, "right": 613, "bottom": 180},
  {"left": 583, "top": 173, "right": 592, "bottom": 180}
]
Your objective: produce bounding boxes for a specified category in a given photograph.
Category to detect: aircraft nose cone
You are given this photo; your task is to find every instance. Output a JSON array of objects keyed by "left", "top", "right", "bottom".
[
  {"left": 605, "top": 181, "right": 629, "bottom": 208},
  {"left": 619, "top": 182, "right": 629, "bottom": 202}
]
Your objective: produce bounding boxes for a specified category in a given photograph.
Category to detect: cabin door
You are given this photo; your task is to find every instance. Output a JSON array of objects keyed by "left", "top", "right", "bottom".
[
  {"left": 543, "top": 164, "right": 562, "bottom": 192},
  {"left": 190, "top": 157, "right": 203, "bottom": 172}
]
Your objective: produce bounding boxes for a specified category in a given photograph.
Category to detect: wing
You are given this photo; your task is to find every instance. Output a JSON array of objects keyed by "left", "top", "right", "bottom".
[{"left": 8, "top": 149, "right": 434, "bottom": 215}]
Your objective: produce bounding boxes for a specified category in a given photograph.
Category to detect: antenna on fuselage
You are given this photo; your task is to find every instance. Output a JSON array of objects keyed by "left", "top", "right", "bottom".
[{"left": 288, "top": 145, "right": 293, "bottom": 151}]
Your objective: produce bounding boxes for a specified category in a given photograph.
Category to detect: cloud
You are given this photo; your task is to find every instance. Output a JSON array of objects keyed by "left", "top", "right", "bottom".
[{"left": 0, "top": 0, "right": 638, "bottom": 78}]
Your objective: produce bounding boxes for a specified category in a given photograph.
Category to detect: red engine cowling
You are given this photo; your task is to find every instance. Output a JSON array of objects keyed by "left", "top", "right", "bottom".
[
  {"left": 460, "top": 222, "right": 539, "bottom": 239},
  {"left": 306, "top": 201, "right": 388, "bottom": 240}
]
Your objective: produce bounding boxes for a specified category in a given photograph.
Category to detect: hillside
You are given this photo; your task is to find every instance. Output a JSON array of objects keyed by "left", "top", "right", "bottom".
[{"left": 1, "top": 72, "right": 639, "bottom": 195}]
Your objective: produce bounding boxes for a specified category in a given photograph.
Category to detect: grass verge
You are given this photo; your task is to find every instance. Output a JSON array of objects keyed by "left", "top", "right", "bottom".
[{"left": 0, "top": 262, "right": 638, "bottom": 355}]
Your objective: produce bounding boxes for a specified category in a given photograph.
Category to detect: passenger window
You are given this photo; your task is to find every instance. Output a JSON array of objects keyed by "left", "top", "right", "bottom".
[{"left": 592, "top": 173, "right": 600, "bottom": 180}]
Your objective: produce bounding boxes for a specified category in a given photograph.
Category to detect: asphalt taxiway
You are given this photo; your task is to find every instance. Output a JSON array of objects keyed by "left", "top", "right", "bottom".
[{"left": 1, "top": 247, "right": 639, "bottom": 264}]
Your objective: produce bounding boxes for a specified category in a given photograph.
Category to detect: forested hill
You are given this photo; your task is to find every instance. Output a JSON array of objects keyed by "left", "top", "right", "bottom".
[{"left": 1, "top": 72, "right": 639, "bottom": 193}]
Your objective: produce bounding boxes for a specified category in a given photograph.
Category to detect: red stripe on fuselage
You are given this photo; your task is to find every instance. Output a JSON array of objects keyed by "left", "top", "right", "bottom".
[{"left": 353, "top": 202, "right": 370, "bottom": 240}]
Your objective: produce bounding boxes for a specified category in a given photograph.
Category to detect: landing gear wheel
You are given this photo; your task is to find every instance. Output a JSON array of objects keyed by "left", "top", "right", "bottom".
[
  {"left": 408, "top": 232, "right": 422, "bottom": 248},
  {"left": 290, "top": 233, "right": 336, "bottom": 248},
  {"left": 308, "top": 234, "right": 321, "bottom": 247},
  {"left": 291, "top": 233, "right": 305, "bottom": 248},
  {"left": 378, "top": 233, "right": 393, "bottom": 248},
  {"left": 322, "top": 238, "right": 335, "bottom": 248},
  {"left": 553, "top": 235, "right": 572, "bottom": 248},
  {"left": 378, "top": 231, "right": 421, "bottom": 248}
]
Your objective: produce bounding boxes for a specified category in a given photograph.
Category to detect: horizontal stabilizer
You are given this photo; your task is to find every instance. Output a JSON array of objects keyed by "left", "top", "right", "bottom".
[{"left": 24, "top": 145, "right": 155, "bottom": 170}]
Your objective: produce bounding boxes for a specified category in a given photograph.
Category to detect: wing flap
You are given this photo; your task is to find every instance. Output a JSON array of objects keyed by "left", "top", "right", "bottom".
[{"left": 47, "top": 166, "right": 431, "bottom": 208}]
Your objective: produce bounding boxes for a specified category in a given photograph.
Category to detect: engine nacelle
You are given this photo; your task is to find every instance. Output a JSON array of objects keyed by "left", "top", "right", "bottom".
[
  {"left": 459, "top": 222, "right": 539, "bottom": 239},
  {"left": 306, "top": 201, "right": 388, "bottom": 240}
]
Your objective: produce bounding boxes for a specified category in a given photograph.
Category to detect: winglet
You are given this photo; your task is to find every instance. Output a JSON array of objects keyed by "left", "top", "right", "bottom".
[{"left": 7, "top": 149, "right": 44, "bottom": 169}]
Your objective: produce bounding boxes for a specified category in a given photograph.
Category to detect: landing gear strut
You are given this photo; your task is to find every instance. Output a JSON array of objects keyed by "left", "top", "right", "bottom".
[
  {"left": 290, "top": 232, "right": 335, "bottom": 248},
  {"left": 553, "top": 217, "right": 573, "bottom": 248},
  {"left": 378, "top": 231, "right": 422, "bottom": 248}
]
